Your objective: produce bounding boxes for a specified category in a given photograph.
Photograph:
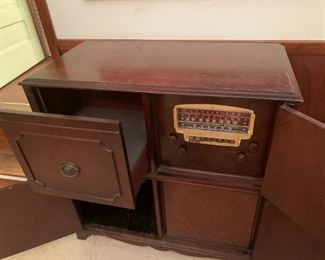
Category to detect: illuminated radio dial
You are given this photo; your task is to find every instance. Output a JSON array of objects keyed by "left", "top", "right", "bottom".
[{"left": 173, "top": 104, "right": 255, "bottom": 147}]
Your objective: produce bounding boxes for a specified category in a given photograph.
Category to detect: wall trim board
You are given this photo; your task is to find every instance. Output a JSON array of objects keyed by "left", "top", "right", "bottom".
[
  {"left": 34, "top": 0, "right": 60, "bottom": 59},
  {"left": 57, "top": 39, "right": 325, "bottom": 56}
]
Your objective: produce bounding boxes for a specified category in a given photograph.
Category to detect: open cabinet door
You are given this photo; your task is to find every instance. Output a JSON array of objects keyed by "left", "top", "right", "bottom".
[
  {"left": 0, "top": 181, "right": 82, "bottom": 259},
  {"left": 253, "top": 106, "right": 325, "bottom": 259},
  {"left": 0, "top": 0, "right": 45, "bottom": 87}
]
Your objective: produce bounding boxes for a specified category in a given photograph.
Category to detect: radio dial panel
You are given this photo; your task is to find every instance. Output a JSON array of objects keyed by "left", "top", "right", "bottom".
[{"left": 173, "top": 104, "right": 255, "bottom": 147}]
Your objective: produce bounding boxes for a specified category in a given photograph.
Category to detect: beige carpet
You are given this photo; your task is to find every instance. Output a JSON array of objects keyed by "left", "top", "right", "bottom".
[{"left": 4, "top": 234, "right": 216, "bottom": 260}]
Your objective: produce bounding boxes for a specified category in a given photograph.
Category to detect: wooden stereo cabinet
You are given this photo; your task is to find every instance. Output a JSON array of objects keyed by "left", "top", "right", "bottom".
[{"left": 0, "top": 41, "right": 324, "bottom": 259}]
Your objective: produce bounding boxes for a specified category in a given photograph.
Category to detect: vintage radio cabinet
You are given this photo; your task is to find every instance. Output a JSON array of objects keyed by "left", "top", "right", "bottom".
[{"left": 0, "top": 41, "right": 324, "bottom": 259}]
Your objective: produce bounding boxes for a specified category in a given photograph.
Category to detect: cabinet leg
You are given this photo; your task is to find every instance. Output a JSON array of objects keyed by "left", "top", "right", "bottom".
[{"left": 76, "top": 231, "right": 89, "bottom": 240}]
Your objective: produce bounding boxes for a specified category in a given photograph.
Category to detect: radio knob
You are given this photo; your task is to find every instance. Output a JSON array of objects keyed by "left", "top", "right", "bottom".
[
  {"left": 168, "top": 133, "right": 178, "bottom": 145},
  {"left": 237, "top": 153, "right": 246, "bottom": 163},
  {"left": 248, "top": 142, "right": 259, "bottom": 153},
  {"left": 178, "top": 145, "right": 187, "bottom": 156}
]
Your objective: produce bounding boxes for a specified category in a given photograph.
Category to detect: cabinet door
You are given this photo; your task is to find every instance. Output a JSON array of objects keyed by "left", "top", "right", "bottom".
[
  {"left": 253, "top": 106, "right": 325, "bottom": 259},
  {"left": 0, "top": 109, "right": 138, "bottom": 209},
  {"left": 0, "top": 181, "right": 81, "bottom": 259}
]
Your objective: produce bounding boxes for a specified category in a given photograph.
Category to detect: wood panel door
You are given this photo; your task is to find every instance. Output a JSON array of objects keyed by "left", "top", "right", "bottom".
[
  {"left": 0, "top": 0, "right": 44, "bottom": 87},
  {"left": 0, "top": 181, "right": 82, "bottom": 259},
  {"left": 0, "top": 109, "right": 138, "bottom": 209},
  {"left": 253, "top": 105, "right": 325, "bottom": 259}
]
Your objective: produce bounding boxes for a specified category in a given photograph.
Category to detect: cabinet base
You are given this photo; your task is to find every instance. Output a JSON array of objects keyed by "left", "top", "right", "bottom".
[{"left": 78, "top": 225, "right": 251, "bottom": 260}]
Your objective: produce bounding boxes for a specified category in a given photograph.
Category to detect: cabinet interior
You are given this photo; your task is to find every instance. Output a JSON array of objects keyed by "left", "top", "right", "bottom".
[
  {"left": 38, "top": 87, "right": 148, "bottom": 178},
  {"left": 74, "top": 181, "right": 157, "bottom": 237},
  {"left": 38, "top": 88, "right": 142, "bottom": 114},
  {"left": 37, "top": 87, "right": 156, "bottom": 235}
]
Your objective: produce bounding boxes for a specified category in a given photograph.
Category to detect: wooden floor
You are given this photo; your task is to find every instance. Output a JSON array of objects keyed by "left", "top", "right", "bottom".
[
  {"left": 0, "top": 59, "right": 51, "bottom": 105},
  {"left": 0, "top": 129, "right": 25, "bottom": 178},
  {"left": 0, "top": 59, "right": 51, "bottom": 181},
  {"left": 0, "top": 179, "right": 19, "bottom": 189}
]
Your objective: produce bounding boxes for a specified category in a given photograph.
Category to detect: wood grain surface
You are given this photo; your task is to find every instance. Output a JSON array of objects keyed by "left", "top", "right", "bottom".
[
  {"left": 0, "top": 128, "right": 24, "bottom": 177},
  {"left": 21, "top": 41, "right": 302, "bottom": 101},
  {"left": 262, "top": 106, "right": 325, "bottom": 244}
]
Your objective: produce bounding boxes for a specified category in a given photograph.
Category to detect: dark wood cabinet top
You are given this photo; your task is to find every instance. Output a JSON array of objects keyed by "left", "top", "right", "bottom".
[{"left": 22, "top": 40, "right": 302, "bottom": 101}]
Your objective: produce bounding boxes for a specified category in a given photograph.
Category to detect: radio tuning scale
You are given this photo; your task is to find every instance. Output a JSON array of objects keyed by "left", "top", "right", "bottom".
[{"left": 173, "top": 104, "right": 255, "bottom": 147}]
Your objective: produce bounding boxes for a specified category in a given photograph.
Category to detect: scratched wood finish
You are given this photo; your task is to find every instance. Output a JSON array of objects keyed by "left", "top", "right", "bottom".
[
  {"left": 21, "top": 41, "right": 301, "bottom": 101},
  {"left": 54, "top": 40, "right": 325, "bottom": 121}
]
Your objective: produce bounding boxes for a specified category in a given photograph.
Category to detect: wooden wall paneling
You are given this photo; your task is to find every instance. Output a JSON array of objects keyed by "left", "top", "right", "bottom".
[
  {"left": 289, "top": 55, "right": 325, "bottom": 123},
  {"left": 56, "top": 39, "right": 325, "bottom": 56},
  {"left": 57, "top": 39, "right": 83, "bottom": 55},
  {"left": 278, "top": 41, "right": 325, "bottom": 56},
  {"left": 31, "top": 0, "right": 325, "bottom": 57}
]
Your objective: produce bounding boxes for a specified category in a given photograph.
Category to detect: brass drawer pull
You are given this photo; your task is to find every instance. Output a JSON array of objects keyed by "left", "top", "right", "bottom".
[{"left": 59, "top": 162, "right": 80, "bottom": 178}]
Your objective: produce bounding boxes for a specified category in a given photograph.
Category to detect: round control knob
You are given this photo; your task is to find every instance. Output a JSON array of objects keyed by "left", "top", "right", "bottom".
[
  {"left": 168, "top": 133, "right": 178, "bottom": 145},
  {"left": 248, "top": 142, "right": 259, "bottom": 153},
  {"left": 178, "top": 145, "right": 187, "bottom": 156},
  {"left": 237, "top": 153, "right": 246, "bottom": 163}
]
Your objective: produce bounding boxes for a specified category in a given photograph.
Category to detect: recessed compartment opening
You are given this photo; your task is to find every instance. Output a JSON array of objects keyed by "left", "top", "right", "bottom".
[
  {"left": 36, "top": 89, "right": 147, "bottom": 175},
  {"left": 74, "top": 181, "right": 157, "bottom": 236},
  {"left": 24, "top": 87, "right": 149, "bottom": 207},
  {"left": 37, "top": 88, "right": 143, "bottom": 114}
]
